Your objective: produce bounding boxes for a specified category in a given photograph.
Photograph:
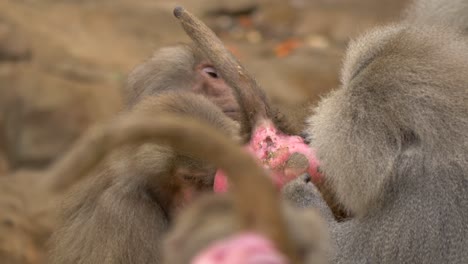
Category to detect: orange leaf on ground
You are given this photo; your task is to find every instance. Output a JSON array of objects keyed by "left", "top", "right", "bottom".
[{"left": 274, "top": 38, "right": 302, "bottom": 58}]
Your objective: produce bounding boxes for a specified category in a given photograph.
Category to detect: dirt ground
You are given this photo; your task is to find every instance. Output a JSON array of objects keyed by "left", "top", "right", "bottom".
[{"left": 0, "top": 0, "right": 410, "bottom": 173}]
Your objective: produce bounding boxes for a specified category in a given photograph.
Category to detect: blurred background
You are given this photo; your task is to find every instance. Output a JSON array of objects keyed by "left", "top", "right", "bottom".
[{"left": 0, "top": 0, "right": 409, "bottom": 175}]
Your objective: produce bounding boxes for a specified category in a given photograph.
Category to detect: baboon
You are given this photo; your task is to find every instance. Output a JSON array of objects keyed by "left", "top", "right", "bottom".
[{"left": 284, "top": 1, "right": 468, "bottom": 263}]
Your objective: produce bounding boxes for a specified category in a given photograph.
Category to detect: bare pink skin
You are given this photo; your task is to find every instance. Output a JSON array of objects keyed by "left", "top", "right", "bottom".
[
  {"left": 192, "top": 232, "right": 288, "bottom": 264},
  {"left": 214, "top": 120, "right": 321, "bottom": 192}
]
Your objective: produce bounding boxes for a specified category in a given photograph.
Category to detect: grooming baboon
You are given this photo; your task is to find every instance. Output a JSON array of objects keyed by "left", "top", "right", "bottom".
[{"left": 283, "top": 1, "right": 468, "bottom": 263}]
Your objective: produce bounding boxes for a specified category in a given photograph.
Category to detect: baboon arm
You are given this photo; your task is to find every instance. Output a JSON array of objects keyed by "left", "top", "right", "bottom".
[
  {"left": 282, "top": 177, "right": 363, "bottom": 263},
  {"left": 282, "top": 174, "right": 335, "bottom": 222}
]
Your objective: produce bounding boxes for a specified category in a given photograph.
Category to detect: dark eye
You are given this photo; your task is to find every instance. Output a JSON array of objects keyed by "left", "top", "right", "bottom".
[{"left": 203, "top": 66, "right": 219, "bottom": 79}]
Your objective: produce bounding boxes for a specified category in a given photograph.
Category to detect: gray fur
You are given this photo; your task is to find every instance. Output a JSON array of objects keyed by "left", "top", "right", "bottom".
[
  {"left": 404, "top": 0, "right": 468, "bottom": 33},
  {"left": 284, "top": 1, "right": 468, "bottom": 263},
  {"left": 125, "top": 44, "right": 198, "bottom": 107}
]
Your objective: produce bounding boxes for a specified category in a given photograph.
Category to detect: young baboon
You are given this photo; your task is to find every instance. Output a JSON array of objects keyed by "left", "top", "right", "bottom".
[{"left": 284, "top": 1, "right": 468, "bottom": 263}]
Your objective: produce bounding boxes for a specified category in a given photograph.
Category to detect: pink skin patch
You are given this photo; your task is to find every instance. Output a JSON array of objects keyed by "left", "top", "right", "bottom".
[
  {"left": 192, "top": 233, "right": 288, "bottom": 264},
  {"left": 214, "top": 120, "right": 321, "bottom": 193}
]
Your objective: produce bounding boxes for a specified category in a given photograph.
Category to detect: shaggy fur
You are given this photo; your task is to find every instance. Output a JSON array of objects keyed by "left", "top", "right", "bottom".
[{"left": 284, "top": 1, "right": 468, "bottom": 263}]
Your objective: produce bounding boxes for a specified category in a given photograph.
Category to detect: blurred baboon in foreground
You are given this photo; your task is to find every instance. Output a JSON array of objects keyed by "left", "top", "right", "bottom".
[
  {"left": 164, "top": 193, "right": 329, "bottom": 264},
  {"left": 284, "top": 0, "right": 468, "bottom": 263}
]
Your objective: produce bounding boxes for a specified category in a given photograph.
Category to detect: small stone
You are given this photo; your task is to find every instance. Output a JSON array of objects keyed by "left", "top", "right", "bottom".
[
  {"left": 306, "top": 35, "right": 330, "bottom": 50},
  {"left": 245, "top": 30, "right": 262, "bottom": 44}
]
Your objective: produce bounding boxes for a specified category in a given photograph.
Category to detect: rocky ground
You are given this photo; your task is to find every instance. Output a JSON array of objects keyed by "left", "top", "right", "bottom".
[{"left": 0, "top": 0, "right": 408, "bottom": 173}]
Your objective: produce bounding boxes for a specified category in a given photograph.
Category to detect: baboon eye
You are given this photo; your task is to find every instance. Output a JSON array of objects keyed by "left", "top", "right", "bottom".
[{"left": 202, "top": 66, "right": 219, "bottom": 79}]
